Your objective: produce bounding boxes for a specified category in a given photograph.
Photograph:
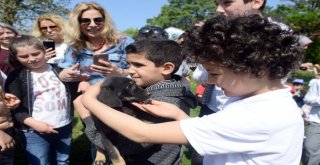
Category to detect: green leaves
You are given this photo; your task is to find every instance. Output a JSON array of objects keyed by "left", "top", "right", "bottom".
[
  {"left": 146, "top": 0, "right": 216, "bottom": 30},
  {"left": 0, "top": 0, "right": 70, "bottom": 32},
  {"left": 265, "top": 0, "right": 320, "bottom": 64}
]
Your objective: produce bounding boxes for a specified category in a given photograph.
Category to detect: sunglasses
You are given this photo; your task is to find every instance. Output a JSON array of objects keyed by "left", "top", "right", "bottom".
[
  {"left": 139, "top": 27, "right": 166, "bottom": 35},
  {"left": 40, "top": 25, "right": 59, "bottom": 32},
  {"left": 79, "top": 17, "right": 104, "bottom": 26}
]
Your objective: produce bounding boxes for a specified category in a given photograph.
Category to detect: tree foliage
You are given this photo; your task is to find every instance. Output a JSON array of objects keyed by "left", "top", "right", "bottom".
[
  {"left": 265, "top": 0, "right": 320, "bottom": 64},
  {"left": 265, "top": 0, "right": 320, "bottom": 35},
  {"left": 122, "top": 28, "right": 139, "bottom": 38},
  {"left": 305, "top": 37, "right": 320, "bottom": 64},
  {"left": 146, "top": 0, "right": 216, "bottom": 30},
  {"left": 0, "top": 0, "right": 70, "bottom": 32}
]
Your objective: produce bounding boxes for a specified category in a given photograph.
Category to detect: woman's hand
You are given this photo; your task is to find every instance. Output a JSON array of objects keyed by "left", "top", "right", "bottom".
[
  {"left": 132, "top": 100, "right": 189, "bottom": 121},
  {"left": 45, "top": 48, "right": 56, "bottom": 60},
  {"left": 90, "top": 58, "right": 124, "bottom": 77},
  {"left": 59, "top": 63, "right": 89, "bottom": 82},
  {"left": 3, "top": 93, "right": 20, "bottom": 109},
  {"left": 0, "top": 130, "right": 15, "bottom": 151}
]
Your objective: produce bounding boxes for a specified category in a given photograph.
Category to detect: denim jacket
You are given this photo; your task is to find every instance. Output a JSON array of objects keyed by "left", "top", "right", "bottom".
[{"left": 58, "top": 36, "right": 134, "bottom": 84}]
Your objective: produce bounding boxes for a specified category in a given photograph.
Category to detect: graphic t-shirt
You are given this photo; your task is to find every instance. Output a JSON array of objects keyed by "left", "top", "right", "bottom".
[{"left": 31, "top": 66, "right": 70, "bottom": 128}]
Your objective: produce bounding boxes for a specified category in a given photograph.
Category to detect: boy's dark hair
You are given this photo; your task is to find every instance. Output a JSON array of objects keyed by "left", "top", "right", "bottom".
[
  {"left": 8, "top": 35, "right": 45, "bottom": 69},
  {"left": 135, "top": 26, "right": 168, "bottom": 41},
  {"left": 125, "top": 40, "right": 183, "bottom": 74},
  {"left": 183, "top": 14, "right": 304, "bottom": 80}
]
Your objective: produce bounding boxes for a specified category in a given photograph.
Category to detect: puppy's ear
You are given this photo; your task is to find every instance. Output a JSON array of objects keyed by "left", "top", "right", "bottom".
[{"left": 98, "top": 87, "right": 123, "bottom": 107}]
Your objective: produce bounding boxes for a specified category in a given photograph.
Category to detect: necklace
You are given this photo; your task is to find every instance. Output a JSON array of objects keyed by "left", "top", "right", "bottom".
[{"left": 88, "top": 39, "right": 106, "bottom": 51}]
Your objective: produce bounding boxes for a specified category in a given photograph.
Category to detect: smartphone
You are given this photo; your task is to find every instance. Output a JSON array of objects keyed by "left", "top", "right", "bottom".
[
  {"left": 43, "top": 40, "right": 55, "bottom": 50},
  {"left": 93, "top": 53, "right": 109, "bottom": 65}
]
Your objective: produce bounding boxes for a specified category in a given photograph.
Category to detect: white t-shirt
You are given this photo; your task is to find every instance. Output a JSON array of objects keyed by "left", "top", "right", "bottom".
[
  {"left": 207, "top": 86, "right": 228, "bottom": 112},
  {"left": 304, "top": 79, "right": 320, "bottom": 123},
  {"left": 31, "top": 66, "right": 70, "bottom": 128},
  {"left": 180, "top": 88, "right": 304, "bottom": 165},
  {"left": 46, "top": 43, "right": 68, "bottom": 64}
]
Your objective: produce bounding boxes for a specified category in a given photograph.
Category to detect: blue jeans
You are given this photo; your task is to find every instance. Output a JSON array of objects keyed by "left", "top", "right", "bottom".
[
  {"left": 20, "top": 123, "right": 72, "bottom": 165},
  {"left": 0, "top": 150, "right": 13, "bottom": 165}
]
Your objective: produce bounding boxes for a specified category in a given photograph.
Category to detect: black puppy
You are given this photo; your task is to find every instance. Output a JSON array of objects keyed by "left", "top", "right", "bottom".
[{"left": 84, "top": 76, "right": 150, "bottom": 165}]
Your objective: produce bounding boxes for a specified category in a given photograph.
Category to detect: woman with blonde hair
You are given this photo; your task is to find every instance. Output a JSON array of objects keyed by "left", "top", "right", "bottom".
[
  {"left": 32, "top": 13, "right": 68, "bottom": 64},
  {"left": 57, "top": 2, "right": 134, "bottom": 164},
  {"left": 59, "top": 2, "right": 133, "bottom": 84}
]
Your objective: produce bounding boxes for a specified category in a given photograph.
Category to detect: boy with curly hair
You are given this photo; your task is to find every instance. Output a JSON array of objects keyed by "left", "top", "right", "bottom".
[{"left": 82, "top": 14, "right": 305, "bottom": 164}]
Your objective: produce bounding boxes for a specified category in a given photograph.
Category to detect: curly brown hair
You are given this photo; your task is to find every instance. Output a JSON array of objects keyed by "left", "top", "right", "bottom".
[{"left": 183, "top": 14, "right": 304, "bottom": 80}]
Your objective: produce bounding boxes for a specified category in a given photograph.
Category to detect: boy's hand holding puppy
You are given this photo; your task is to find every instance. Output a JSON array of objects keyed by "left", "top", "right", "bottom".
[{"left": 132, "top": 100, "right": 189, "bottom": 121}]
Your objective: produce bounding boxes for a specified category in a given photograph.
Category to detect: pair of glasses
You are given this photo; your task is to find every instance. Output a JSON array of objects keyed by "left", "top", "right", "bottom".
[
  {"left": 139, "top": 26, "right": 166, "bottom": 35},
  {"left": 79, "top": 17, "right": 104, "bottom": 26},
  {"left": 40, "top": 25, "right": 59, "bottom": 32}
]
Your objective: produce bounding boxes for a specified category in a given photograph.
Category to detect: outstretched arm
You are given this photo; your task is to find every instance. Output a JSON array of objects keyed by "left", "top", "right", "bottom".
[{"left": 81, "top": 83, "right": 189, "bottom": 144}]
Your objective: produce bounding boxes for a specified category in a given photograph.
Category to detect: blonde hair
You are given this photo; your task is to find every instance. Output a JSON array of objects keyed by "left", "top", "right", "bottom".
[
  {"left": 32, "top": 13, "right": 67, "bottom": 40},
  {"left": 66, "top": 2, "right": 121, "bottom": 51}
]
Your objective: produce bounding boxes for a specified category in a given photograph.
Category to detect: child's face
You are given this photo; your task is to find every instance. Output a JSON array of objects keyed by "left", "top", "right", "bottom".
[
  {"left": 202, "top": 61, "right": 271, "bottom": 97},
  {"left": 16, "top": 46, "right": 47, "bottom": 72},
  {"left": 215, "top": 0, "right": 261, "bottom": 17},
  {"left": 126, "top": 53, "right": 166, "bottom": 88}
]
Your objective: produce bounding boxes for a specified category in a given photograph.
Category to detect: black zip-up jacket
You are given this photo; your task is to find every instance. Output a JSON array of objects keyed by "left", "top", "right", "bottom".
[{"left": 4, "top": 64, "right": 78, "bottom": 131}]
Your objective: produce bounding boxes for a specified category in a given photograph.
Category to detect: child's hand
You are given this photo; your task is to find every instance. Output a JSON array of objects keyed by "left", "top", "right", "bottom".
[
  {"left": 82, "top": 82, "right": 103, "bottom": 102},
  {"left": 78, "top": 81, "right": 90, "bottom": 93},
  {"left": 28, "top": 120, "right": 58, "bottom": 134},
  {"left": 0, "top": 130, "right": 15, "bottom": 151},
  {"left": 132, "top": 100, "right": 189, "bottom": 120},
  {"left": 3, "top": 93, "right": 20, "bottom": 110}
]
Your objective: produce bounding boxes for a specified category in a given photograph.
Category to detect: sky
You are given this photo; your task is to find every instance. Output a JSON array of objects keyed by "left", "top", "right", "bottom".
[{"left": 70, "top": 0, "right": 284, "bottom": 31}]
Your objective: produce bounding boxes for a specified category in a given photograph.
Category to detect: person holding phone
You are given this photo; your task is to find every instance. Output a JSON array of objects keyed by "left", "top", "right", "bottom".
[
  {"left": 57, "top": 3, "right": 133, "bottom": 163},
  {"left": 58, "top": 2, "right": 133, "bottom": 86},
  {"left": 32, "top": 13, "right": 68, "bottom": 64}
]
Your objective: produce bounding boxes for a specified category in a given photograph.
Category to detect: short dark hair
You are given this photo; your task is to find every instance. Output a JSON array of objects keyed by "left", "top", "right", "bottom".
[
  {"left": 183, "top": 14, "right": 304, "bottom": 80},
  {"left": 125, "top": 40, "right": 183, "bottom": 74}
]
